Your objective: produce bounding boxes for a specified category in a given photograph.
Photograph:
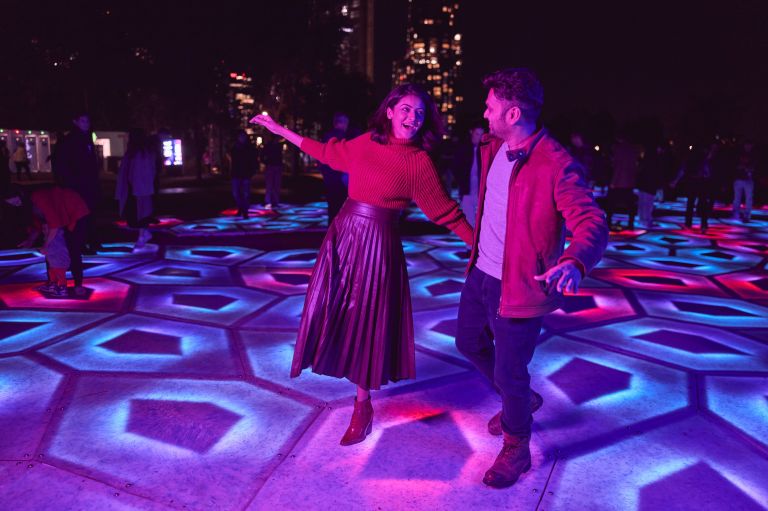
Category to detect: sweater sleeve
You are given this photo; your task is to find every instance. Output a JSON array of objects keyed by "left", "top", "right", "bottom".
[
  {"left": 300, "top": 133, "right": 367, "bottom": 173},
  {"left": 412, "top": 153, "right": 474, "bottom": 245}
]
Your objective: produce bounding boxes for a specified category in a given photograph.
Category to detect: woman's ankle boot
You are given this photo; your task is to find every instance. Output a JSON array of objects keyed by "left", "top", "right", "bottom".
[{"left": 340, "top": 396, "right": 373, "bottom": 446}]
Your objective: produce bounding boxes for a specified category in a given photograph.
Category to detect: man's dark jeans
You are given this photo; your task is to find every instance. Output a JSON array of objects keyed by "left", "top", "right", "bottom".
[{"left": 456, "top": 266, "right": 543, "bottom": 436}]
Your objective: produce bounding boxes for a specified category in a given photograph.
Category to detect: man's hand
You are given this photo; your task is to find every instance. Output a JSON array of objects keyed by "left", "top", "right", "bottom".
[{"left": 534, "top": 260, "right": 582, "bottom": 294}]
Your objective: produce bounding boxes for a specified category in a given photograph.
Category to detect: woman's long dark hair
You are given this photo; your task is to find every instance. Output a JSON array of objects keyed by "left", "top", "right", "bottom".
[{"left": 369, "top": 83, "right": 444, "bottom": 152}]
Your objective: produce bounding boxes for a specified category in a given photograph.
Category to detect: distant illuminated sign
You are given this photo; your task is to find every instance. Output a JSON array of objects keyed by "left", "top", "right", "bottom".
[{"left": 162, "top": 139, "right": 183, "bottom": 166}]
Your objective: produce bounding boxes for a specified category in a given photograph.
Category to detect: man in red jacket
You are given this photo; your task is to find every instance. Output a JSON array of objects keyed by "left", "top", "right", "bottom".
[{"left": 456, "top": 68, "right": 608, "bottom": 488}]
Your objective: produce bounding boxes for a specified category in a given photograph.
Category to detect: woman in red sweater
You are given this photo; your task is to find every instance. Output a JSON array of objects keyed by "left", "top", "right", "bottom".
[{"left": 251, "top": 84, "right": 473, "bottom": 445}]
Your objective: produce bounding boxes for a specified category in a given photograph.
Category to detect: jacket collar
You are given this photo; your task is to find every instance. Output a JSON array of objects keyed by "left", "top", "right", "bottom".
[{"left": 480, "top": 128, "right": 547, "bottom": 160}]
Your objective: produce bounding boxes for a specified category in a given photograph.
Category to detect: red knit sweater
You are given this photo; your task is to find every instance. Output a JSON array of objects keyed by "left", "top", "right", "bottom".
[{"left": 302, "top": 133, "right": 473, "bottom": 245}]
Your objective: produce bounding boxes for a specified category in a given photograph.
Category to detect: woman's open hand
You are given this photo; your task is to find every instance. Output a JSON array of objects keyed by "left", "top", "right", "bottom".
[{"left": 249, "top": 114, "right": 282, "bottom": 135}]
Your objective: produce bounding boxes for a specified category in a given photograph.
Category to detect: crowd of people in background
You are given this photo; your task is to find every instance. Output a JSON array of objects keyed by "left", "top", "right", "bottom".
[
  {"left": 444, "top": 127, "right": 764, "bottom": 234},
  {"left": 0, "top": 106, "right": 765, "bottom": 303}
]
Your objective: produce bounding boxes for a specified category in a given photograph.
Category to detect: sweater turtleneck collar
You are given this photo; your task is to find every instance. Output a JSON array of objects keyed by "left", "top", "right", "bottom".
[{"left": 388, "top": 136, "right": 418, "bottom": 146}]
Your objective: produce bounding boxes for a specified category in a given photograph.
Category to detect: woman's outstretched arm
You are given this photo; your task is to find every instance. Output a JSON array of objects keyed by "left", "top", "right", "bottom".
[
  {"left": 251, "top": 113, "right": 361, "bottom": 172},
  {"left": 250, "top": 114, "right": 303, "bottom": 148}
]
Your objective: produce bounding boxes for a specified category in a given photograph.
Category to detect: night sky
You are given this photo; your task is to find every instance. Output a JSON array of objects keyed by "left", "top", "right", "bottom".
[{"left": 4, "top": 0, "right": 766, "bottom": 138}]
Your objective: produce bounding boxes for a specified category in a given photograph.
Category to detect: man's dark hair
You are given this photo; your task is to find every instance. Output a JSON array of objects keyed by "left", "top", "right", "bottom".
[{"left": 482, "top": 68, "right": 544, "bottom": 122}]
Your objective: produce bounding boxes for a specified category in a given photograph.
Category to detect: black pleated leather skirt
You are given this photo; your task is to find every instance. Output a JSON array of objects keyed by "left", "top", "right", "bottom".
[{"left": 291, "top": 199, "right": 414, "bottom": 389}]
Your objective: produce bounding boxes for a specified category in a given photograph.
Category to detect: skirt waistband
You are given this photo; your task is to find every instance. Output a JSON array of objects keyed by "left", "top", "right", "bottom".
[{"left": 340, "top": 199, "right": 401, "bottom": 222}]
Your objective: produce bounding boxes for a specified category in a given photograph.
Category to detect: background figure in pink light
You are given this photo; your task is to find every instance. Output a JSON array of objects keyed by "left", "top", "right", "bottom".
[
  {"left": 116, "top": 128, "right": 158, "bottom": 249},
  {"left": 250, "top": 83, "right": 472, "bottom": 448},
  {"left": 732, "top": 139, "right": 756, "bottom": 222}
]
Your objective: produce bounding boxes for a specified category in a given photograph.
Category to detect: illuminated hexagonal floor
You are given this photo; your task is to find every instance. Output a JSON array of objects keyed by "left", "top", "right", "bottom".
[{"left": 1, "top": 204, "right": 767, "bottom": 510}]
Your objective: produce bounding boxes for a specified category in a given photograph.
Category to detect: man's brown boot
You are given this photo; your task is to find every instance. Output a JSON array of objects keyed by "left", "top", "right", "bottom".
[
  {"left": 488, "top": 390, "right": 543, "bottom": 436},
  {"left": 340, "top": 396, "right": 373, "bottom": 446},
  {"left": 482, "top": 433, "right": 531, "bottom": 488}
]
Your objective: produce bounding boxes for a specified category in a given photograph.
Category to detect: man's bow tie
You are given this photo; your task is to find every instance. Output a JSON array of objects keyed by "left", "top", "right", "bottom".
[{"left": 506, "top": 149, "right": 526, "bottom": 162}]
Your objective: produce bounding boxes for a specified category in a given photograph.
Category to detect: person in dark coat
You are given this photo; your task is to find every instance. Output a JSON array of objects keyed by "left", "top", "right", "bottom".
[
  {"left": 319, "top": 113, "right": 352, "bottom": 224},
  {"left": 0, "top": 140, "right": 10, "bottom": 196},
  {"left": 51, "top": 112, "right": 101, "bottom": 253},
  {"left": 672, "top": 142, "right": 718, "bottom": 233},
  {"left": 229, "top": 130, "right": 259, "bottom": 219},
  {"left": 260, "top": 135, "right": 283, "bottom": 209}
]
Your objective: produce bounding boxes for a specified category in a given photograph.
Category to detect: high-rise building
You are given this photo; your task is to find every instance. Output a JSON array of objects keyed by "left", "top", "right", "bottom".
[
  {"left": 227, "top": 72, "right": 256, "bottom": 130},
  {"left": 312, "top": 0, "right": 375, "bottom": 82},
  {"left": 393, "top": 0, "right": 463, "bottom": 133}
]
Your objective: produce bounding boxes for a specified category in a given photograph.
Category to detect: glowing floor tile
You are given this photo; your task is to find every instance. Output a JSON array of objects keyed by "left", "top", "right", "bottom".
[
  {"left": 400, "top": 239, "right": 434, "bottom": 255},
  {"left": 170, "top": 221, "right": 240, "bottom": 236},
  {"left": 404, "top": 253, "right": 441, "bottom": 276},
  {"left": 410, "top": 271, "right": 467, "bottom": 312},
  {"left": 0, "top": 461, "right": 176, "bottom": 511},
  {"left": 241, "top": 295, "right": 306, "bottom": 330},
  {"left": 634, "top": 291, "right": 768, "bottom": 328},
  {"left": 426, "top": 246, "right": 472, "bottom": 269},
  {"left": 413, "top": 307, "right": 462, "bottom": 359},
  {"left": 134, "top": 286, "right": 277, "bottom": 326},
  {"left": 112, "top": 260, "right": 234, "bottom": 285},
  {"left": 638, "top": 247, "right": 764, "bottom": 275},
  {"left": 0, "top": 249, "right": 43, "bottom": 267},
  {"left": 531, "top": 336, "right": 688, "bottom": 449},
  {"left": 241, "top": 331, "right": 467, "bottom": 402},
  {"left": 0, "top": 462, "right": 172, "bottom": 511},
  {"left": 95, "top": 242, "right": 160, "bottom": 258},
  {"left": 667, "top": 224, "right": 751, "bottom": 241},
  {"left": 637, "top": 232, "right": 712, "bottom": 249},
  {"left": 714, "top": 271, "right": 768, "bottom": 300},
  {"left": 417, "top": 234, "right": 467, "bottom": 248},
  {"left": 595, "top": 255, "right": 641, "bottom": 269},
  {"left": 3, "top": 257, "right": 145, "bottom": 283},
  {"left": 543, "top": 288, "right": 637, "bottom": 331},
  {"left": 717, "top": 239, "right": 768, "bottom": 256},
  {"left": 719, "top": 217, "right": 768, "bottom": 229},
  {"left": 0, "top": 310, "right": 111, "bottom": 354},
  {"left": 240, "top": 267, "right": 313, "bottom": 295},
  {"left": 45, "top": 376, "right": 313, "bottom": 510},
  {"left": 605, "top": 240, "right": 669, "bottom": 259},
  {"left": 277, "top": 214, "right": 325, "bottom": 224},
  {"left": 591, "top": 268, "right": 727, "bottom": 297},
  {"left": 239, "top": 220, "right": 304, "bottom": 232},
  {"left": 404, "top": 209, "right": 429, "bottom": 222},
  {"left": 40, "top": 314, "right": 240, "bottom": 375},
  {"left": 569, "top": 318, "right": 768, "bottom": 371},
  {"left": 540, "top": 416, "right": 768, "bottom": 511},
  {"left": 706, "top": 375, "right": 768, "bottom": 450},
  {"left": 0, "top": 278, "right": 130, "bottom": 311},
  {"left": 0, "top": 358, "right": 63, "bottom": 458},
  {"left": 245, "top": 249, "right": 319, "bottom": 268},
  {"left": 248, "top": 378, "right": 552, "bottom": 511},
  {"left": 165, "top": 245, "right": 262, "bottom": 266}
]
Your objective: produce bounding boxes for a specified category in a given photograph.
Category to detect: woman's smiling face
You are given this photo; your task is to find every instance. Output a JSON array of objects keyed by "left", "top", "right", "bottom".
[{"left": 387, "top": 94, "right": 426, "bottom": 140}]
